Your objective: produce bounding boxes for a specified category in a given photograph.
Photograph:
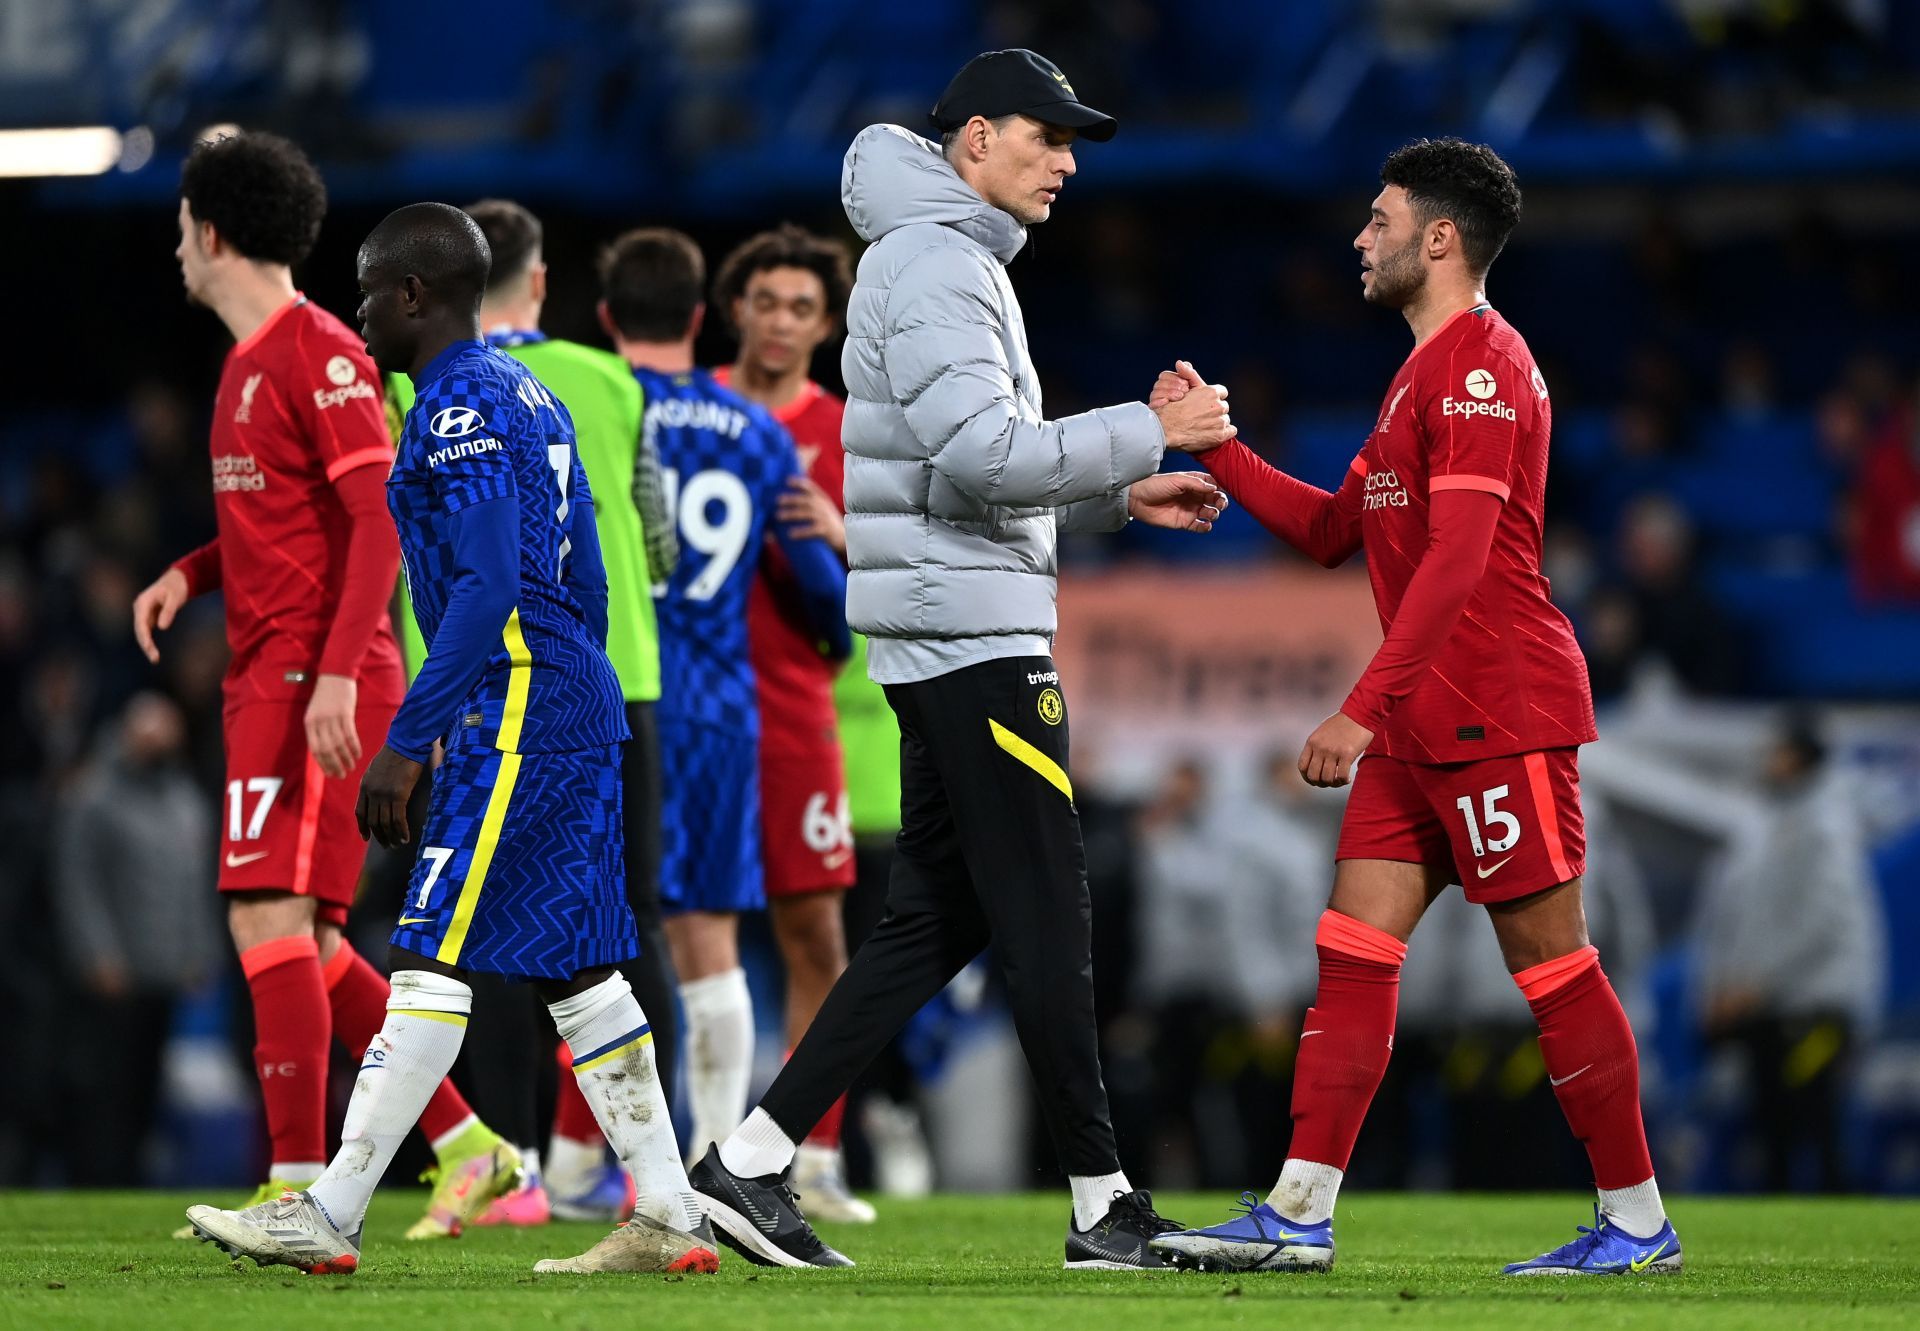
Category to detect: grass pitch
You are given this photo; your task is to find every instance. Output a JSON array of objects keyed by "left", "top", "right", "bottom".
[{"left": 2, "top": 1190, "right": 1915, "bottom": 1329}]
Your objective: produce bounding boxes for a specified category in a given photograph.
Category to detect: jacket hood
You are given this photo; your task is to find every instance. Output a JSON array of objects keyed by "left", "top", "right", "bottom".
[{"left": 841, "top": 124, "right": 1027, "bottom": 265}]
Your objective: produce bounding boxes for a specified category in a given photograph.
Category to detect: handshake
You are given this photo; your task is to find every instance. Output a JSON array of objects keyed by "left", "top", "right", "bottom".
[{"left": 1148, "top": 360, "right": 1234, "bottom": 453}]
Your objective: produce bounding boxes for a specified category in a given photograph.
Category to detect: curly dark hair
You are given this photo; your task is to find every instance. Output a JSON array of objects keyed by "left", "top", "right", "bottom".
[
  {"left": 598, "top": 228, "right": 705, "bottom": 342},
  {"left": 179, "top": 131, "right": 327, "bottom": 266},
  {"left": 711, "top": 223, "right": 854, "bottom": 334},
  {"left": 1379, "top": 137, "right": 1521, "bottom": 275}
]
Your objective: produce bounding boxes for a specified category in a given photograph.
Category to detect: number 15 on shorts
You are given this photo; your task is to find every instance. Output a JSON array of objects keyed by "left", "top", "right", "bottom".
[{"left": 1456, "top": 785, "right": 1520, "bottom": 857}]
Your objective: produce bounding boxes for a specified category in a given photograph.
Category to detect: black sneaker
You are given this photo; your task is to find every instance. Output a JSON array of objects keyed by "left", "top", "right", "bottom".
[
  {"left": 1065, "top": 1189, "right": 1185, "bottom": 1270},
  {"left": 689, "top": 1143, "right": 854, "bottom": 1269}
]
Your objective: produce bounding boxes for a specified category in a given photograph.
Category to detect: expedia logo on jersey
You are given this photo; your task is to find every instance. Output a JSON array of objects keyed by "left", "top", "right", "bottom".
[
  {"left": 426, "top": 438, "right": 505, "bottom": 469},
  {"left": 1442, "top": 396, "right": 1516, "bottom": 421},
  {"left": 212, "top": 454, "right": 267, "bottom": 493},
  {"left": 1443, "top": 367, "right": 1515, "bottom": 421},
  {"left": 1363, "top": 467, "right": 1409, "bottom": 510},
  {"left": 313, "top": 380, "right": 377, "bottom": 410}
]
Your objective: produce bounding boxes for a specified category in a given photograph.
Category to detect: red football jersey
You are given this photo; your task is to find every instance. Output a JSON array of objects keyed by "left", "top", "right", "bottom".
[
  {"left": 1353, "top": 304, "right": 1596, "bottom": 763},
  {"left": 196, "top": 295, "right": 405, "bottom": 704},
  {"left": 714, "top": 369, "right": 846, "bottom": 753}
]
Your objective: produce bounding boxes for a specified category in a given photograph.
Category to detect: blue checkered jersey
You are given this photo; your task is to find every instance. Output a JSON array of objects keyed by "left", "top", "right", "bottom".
[
  {"left": 640, "top": 367, "right": 850, "bottom": 736},
  {"left": 387, "top": 340, "right": 629, "bottom": 759}
]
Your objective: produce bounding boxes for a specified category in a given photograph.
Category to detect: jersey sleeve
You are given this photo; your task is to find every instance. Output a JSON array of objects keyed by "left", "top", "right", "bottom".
[
  {"left": 282, "top": 331, "right": 394, "bottom": 482},
  {"left": 316, "top": 463, "right": 402, "bottom": 679},
  {"left": 387, "top": 495, "right": 522, "bottom": 761},
  {"left": 424, "top": 388, "right": 520, "bottom": 514},
  {"left": 565, "top": 449, "right": 610, "bottom": 646},
  {"left": 1340, "top": 487, "right": 1502, "bottom": 732},
  {"left": 171, "top": 539, "right": 222, "bottom": 596},
  {"left": 1199, "top": 437, "right": 1364, "bottom": 567},
  {"left": 1417, "top": 349, "right": 1527, "bottom": 502},
  {"left": 761, "top": 417, "right": 851, "bottom": 660}
]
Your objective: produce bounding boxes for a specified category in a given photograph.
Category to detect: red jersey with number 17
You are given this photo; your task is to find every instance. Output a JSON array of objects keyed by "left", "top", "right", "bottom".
[
  {"left": 194, "top": 295, "right": 405, "bottom": 705},
  {"left": 714, "top": 370, "right": 846, "bottom": 755},
  {"left": 1353, "top": 303, "right": 1595, "bottom": 764}
]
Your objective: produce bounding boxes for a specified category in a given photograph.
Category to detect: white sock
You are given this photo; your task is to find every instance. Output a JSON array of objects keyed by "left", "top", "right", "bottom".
[
  {"left": 550, "top": 972, "right": 699, "bottom": 1232},
  {"left": 545, "top": 1134, "right": 605, "bottom": 1194},
  {"left": 1268, "top": 1158, "right": 1343, "bottom": 1225},
  {"left": 679, "top": 968, "right": 753, "bottom": 1155},
  {"left": 268, "top": 1161, "right": 324, "bottom": 1184},
  {"left": 720, "top": 1106, "right": 797, "bottom": 1179},
  {"left": 793, "top": 1142, "right": 841, "bottom": 1178},
  {"left": 1069, "top": 1171, "right": 1133, "bottom": 1232},
  {"left": 307, "top": 970, "right": 471, "bottom": 1236},
  {"left": 1599, "top": 1176, "right": 1666, "bottom": 1238}
]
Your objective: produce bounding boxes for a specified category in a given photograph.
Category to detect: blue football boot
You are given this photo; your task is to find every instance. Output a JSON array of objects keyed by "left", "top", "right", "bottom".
[
  {"left": 1503, "top": 1204, "right": 1682, "bottom": 1276},
  {"left": 1148, "top": 1191, "right": 1335, "bottom": 1272}
]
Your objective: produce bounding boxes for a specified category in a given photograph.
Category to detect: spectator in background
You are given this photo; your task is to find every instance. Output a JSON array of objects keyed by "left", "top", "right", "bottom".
[
  {"left": 54, "top": 692, "right": 221, "bottom": 1185},
  {"left": 1613, "top": 493, "right": 1745, "bottom": 694},
  {"left": 1719, "top": 340, "right": 1776, "bottom": 421},
  {"left": 1133, "top": 756, "right": 1323, "bottom": 1186},
  {"left": 1852, "top": 388, "right": 1920, "bottom": 603},
  {"left": 1694, "top": 715, "right": 1886, "bottom": 1191},
  {"left": 1393, "top": 799, "right": 1656, "bottom": 1192}
]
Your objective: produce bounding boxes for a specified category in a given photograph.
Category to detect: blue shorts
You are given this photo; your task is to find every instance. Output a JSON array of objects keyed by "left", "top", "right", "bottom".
[
  {"left": 391, "top": 744, "right": 637, "bottom": 980},
  {"left": 658, "top": 719, "right": 763, "bottom": 915}
]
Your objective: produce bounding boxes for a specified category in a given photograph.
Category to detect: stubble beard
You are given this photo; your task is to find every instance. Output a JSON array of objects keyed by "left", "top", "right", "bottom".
[{"left": 1365, "top": 236, "right": 1427, "bottom": 309}]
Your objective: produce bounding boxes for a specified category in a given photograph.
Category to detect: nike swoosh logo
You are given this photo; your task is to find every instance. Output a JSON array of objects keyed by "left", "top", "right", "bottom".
[
  {"left": 1299, "top": 1030, "right": 1323, "bottom": 1039},
  {"left": 1629, "top": 1239, "right": 1671, "bottom": 1272},
  {"left": 1549, "top": 1063, "right": 1593, "bottom": 1088},
  {"left": 1476, "top": 856, "right": 1515, "bottom": 879},
  {"left": 226, "top": 850, "right": 271, "bottom": 868},
  {"left": 397, "top": 917, "right": 435, "bottom": 926},
  {"left": 823, "top": 849, "right": 853, "bottom": 870}
]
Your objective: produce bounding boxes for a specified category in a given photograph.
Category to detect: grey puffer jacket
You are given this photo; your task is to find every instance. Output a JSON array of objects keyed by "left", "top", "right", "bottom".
[{"left": 840, "top": 124, "right": 1166, "bottom": 683}]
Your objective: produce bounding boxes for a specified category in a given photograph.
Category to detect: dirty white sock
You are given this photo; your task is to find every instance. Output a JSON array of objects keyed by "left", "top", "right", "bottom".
[
  {"left": 550, "top": 972, "right": 698, "bottom": 1231},
  {"left": 1267, "top": 1158, "right": 1343, "bottom": 1225},
  {"left": 307, "top": 970, "right": 471, "bottom": 1235}
]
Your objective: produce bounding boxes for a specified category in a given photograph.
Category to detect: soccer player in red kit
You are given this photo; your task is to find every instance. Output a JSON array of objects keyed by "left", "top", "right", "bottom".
[
  {"left": 132, "top": 132, "right": 513, "bottom": 1238},
  {"left": 710, "top": 225, "right": 873, "bottom": 1222},
  {"left": 1150, "top": 139, "right": 1681, "bottom": 1276}
]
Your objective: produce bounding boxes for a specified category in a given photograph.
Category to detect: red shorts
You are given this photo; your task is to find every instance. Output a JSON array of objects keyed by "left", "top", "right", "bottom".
[
  {"left": 219, "top": 698, "right": 397, "bottom": 926},
  {"left": 759, "top": 743, "right": 856, "bottom": 898},
  {"left": 1336, "top": 747, "right": 1586, "bottom": 903}
]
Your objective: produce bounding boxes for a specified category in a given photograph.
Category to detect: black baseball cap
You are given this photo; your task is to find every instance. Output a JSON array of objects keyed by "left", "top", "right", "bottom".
[{"left": 929, "top": 49, "right": 1117, "bottom": 143}]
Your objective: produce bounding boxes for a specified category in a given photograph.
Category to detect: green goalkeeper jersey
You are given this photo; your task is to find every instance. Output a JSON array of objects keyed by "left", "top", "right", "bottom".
[
  {"left": 833, "top": 633, "right": 902, "bottom": 836},
  {"left": 387, "top": 332, "right": 661, "bottom": 702}
]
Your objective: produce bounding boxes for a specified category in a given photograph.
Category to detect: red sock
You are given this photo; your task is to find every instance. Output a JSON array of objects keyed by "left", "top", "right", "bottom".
[
  {"left": 1515, "top": 946, "right": 1655, "bottom": 1189},
  {"left": 551, "top": 1041, "right": 603, "bottom": 1143},
  {"left": 241, "top": 935, "right": 331, "bottom": 1171},
  {"left": 804, "top": 1094, "right": 848, "bottom": 1149},
  {"left": 1285, "top": 911, "right": 1406, "bottom": 1170},
  {"left": 789, "top": 1045, "right": 845, "bottom": 1148},
  {"left": 322, "top": 942, "right": 477, "bottom": 1144}
]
